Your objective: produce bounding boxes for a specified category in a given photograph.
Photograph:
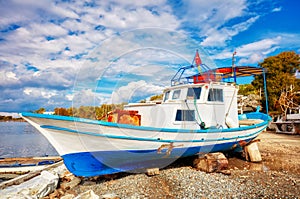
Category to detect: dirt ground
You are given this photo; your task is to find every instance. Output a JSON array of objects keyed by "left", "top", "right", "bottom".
[
  {"left": 254, "top": 131, "right": 300, "bottom": 174},
  {"left": 226, "top": 131, "right": 300, "bottom": 174}
]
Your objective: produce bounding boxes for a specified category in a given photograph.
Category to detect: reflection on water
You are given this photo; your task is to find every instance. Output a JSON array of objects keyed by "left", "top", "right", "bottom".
[{"left": 0, "top": 122, "right": 58, "bottom": 158}]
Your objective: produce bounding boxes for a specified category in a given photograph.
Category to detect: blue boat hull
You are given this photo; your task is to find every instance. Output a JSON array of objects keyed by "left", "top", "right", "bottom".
[{"left": 62, "top": 139, "right": 252, "bottom": 177}]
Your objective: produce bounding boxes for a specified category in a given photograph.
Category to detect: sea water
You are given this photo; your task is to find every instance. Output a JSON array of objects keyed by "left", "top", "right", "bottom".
[{"left": 0, "top": 122, "right": 58, "bottom": 158}]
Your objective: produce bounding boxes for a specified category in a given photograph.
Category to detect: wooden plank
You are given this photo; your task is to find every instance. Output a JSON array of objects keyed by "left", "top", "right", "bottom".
[
  {"left": 0, "top": 161, "right": 63, "bottom": 189},
  {"left": 0, "top": 156, "right": 62, "bottom": 165},
  {"left": 272, "top": 121, "right": 300, "bottom": 124},
  {"left": 287, "top": 114, "right": 300, "bottom": 120},
  {"left": 239, "top": 119, "right": 263, "bottom": 126}
]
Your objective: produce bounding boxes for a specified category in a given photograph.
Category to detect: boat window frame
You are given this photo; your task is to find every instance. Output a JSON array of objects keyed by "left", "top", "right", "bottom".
[
  {"left": 175, "top": 109, "right": 195, "bottom": 122},
  {"left": 208, "top": 88, "right": 224, "bottom": 102},
  {"left": 163, "top": 90, "right": 170, "bottom": 102},
  {"left": 187, "top": 87, "right": 202, "bottom": 100},
  {"left": 172, "top": 89, "right": 181, "bottom": 100}
]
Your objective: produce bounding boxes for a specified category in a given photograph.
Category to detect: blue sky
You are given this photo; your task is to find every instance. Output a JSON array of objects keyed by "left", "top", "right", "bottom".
[{"left": 0, "top": 0, "right": 299, "bottom": 112}]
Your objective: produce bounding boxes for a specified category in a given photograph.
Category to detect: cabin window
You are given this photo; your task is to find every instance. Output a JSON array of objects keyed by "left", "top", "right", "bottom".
[
  {"left": 208, "top": 88, "right": 223, "bottom": 102},
  {"left": 175, "top": 110, "right": 195, "bottom": 121},
  {"left": 164, "top": 91, "right": 170, "bottom": 101},
  {"left": 187, "top": 87, "right": 201, "bottom": 100},
  {"left": 172, "top": 90, "right": 181, "bottom": 99}
]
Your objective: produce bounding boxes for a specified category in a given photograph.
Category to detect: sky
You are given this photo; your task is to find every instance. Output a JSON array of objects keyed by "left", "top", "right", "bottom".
[{"left": 0, "top": 0, "right": 299, "bottom": 112}]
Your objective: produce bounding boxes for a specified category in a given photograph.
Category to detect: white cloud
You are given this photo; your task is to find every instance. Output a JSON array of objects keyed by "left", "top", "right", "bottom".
[
  {"left": 237, "top": 36, "right": 281, "bottom": 55},
  {"left": 111, "top": 80, "right": 164, "bottom": 103},
  {"left": 29, "top": 23, "right": 68, "bottom": 37},
  {"left": 104, "top": 7, "right": 178, "bottom": 30},
  {"left": 213, "top": 36, "right": 281, "bottom": 63},
  {"left": 23, "top": 87, "right": 58, "bottom": 99},
  {"left": 184, "top": 0, "right": 246, "bottom": 24},
  {"left": 272, "top": 7, "right": 282, "bottom": 12},
  {"left": 66, "top": 94, "right": 74, "bottom": 101},
  {"left": 71, "top": 89, "right": 110, "bottom": 107},
  {"left": 201, "top": 16, "right": 259, "bottom": 47},
  {"left": 239, "top": 53, "right": 264, "bottom": 65},
  {"left": 23, "top": 88, "right": 32, "bottom": 95},
  {"left": 6, "top": 71, "right": 18, "bottom": 80},
  {"left": 0, "top": 70, "right": 20, "bottom": 87},
  {"left": 0, "top": 0, "right": 78, "bottom": 28},
  {"left": 41, "top": 91, "right": 57, "bottom": 99}
]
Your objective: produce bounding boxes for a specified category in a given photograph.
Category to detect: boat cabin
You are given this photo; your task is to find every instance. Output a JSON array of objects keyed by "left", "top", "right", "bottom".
[
  {"left": 122, "top": 54, "right": 266, "bottom": 130},
  {"left": 124, "top": 81, "right": 239, "bottom": 130}
]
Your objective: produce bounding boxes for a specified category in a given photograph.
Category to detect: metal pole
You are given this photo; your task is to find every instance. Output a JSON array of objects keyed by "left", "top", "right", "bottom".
[
  {"left": 263, "top": 68, "right": 269, "bottom": 114},
  {"left": 232, "top": 51, "right": 237, "bottom": 83}
]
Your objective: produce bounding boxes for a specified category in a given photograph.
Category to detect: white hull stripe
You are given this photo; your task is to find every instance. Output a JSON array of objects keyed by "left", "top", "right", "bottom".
[
  {"left": 41, "top": 124, "right": 266, "bottom": 143},
  {"left": 21, "top": 112, "right": 271, "bottom": 133}
]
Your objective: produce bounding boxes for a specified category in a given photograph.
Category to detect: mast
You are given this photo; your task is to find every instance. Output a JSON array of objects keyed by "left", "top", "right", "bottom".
[{"left": 232, "top": 51, "right": 237, "bottom": 83}]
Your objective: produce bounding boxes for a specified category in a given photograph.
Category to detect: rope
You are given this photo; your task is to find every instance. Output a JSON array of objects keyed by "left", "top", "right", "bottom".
[{"left": 184, "top": 96, "right": 205, "bottom": 129}]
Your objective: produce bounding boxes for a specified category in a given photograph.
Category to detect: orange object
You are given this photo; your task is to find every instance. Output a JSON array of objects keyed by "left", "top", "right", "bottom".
[
  {"left": 193, "top": 72, "right": 216, "bottom": 84},
  {"left": 107, "top": 109, "right": 141, "bottom": 126}
]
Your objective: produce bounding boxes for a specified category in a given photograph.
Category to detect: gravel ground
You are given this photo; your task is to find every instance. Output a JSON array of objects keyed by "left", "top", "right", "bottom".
[
  {"left": 74, "top": 165, "right": 299, "bottom": 199},
  {"left": 68, "top": 131, "right": 300, "bottom": 199}
]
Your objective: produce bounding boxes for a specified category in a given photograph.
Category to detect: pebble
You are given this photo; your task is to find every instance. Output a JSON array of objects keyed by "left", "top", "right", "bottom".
[{"left": 72, "top": 166, "right": 300, "bottom": 199}]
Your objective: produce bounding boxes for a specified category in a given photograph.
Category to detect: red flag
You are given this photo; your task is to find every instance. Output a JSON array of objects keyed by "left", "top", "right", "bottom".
[{"left": 195, "top": 50, "right": 202, "bottom": 66}]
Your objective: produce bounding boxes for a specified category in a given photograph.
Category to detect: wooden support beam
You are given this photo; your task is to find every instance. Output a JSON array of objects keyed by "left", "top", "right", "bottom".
[{"left": 244, "top": 141, "right": 262, "bottom": 162}]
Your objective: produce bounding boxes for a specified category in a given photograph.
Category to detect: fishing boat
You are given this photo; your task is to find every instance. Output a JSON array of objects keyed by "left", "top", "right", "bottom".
[{"left": 20, "top": 51, "right": 271, "bottom": 177}]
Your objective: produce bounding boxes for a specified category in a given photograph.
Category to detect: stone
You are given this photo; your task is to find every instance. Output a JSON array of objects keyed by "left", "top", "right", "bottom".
[
  {"left": 193, "top": 152, "right": 228, "bottom": 173},
  {"left": 146, "top": 168, "right": 160, "bottom": 176}
]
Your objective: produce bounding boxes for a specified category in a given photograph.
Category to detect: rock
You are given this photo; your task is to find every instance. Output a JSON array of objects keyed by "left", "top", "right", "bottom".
[
  {"left": 60, "top": 175, "right": 81, "bottom": 190},
  {"left": 74, "top": 190, "right": 100, "bottom": 199},
  {"left": 193, "top": 152, "right": 228, "bottom": 173},
  {"left": 61, "top": 193, "right": 75, "bottom": 199},
  {"left": 146, "top": 168, "right": 160, "bottom": 176},
  {"left": 49, "top": 189, "right": 60, "bottom": 199},
  {"left": 101, "top": 193, "right": 120, "bottom": 199}
]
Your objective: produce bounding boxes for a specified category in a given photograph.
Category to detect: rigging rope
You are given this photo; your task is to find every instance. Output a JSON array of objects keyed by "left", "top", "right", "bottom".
[{"left": 184, "top": 93, "right": 205, "bottom": 129}]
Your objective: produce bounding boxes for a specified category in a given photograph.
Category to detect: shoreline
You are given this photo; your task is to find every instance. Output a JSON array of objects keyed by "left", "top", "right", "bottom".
[{"left": 0, "top": 118, "right": 25, "bottom": 122}]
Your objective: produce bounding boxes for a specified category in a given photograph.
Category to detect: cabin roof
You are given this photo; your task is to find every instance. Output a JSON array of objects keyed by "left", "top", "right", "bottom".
[
  {"left": 211, "top": 66, "right": 265, "bottom": 78},
  {"left": 171, "top": 65, "right": 265, "bottom": 86}
]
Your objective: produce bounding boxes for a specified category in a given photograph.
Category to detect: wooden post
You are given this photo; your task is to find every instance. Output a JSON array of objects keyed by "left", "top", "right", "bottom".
[{"left": 244, "top": 141, "right": 262, "bottom": 162}]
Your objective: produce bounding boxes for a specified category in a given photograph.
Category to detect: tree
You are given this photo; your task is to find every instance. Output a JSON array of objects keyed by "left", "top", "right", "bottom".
[
  {"left": 54, "top": 107, "right": 70, "bottom": 116},
  {"left": 34, "top": 107, "right": 45, "bottom": 114},
  {"left": 238, "top": 84, "right": 257, "bottom": 96},
  {"left": 252, "top": 51, "right": 300, "bottom": 112},
  {"left": 150, "top": 94, "right": 163, "bottom": 101}
]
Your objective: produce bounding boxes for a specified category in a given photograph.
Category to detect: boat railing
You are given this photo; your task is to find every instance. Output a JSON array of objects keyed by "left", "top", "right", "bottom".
[
  {"left": 171, "top": 64, "right": 215, "bottom": 86},
  {"left": 171, "top": 65, "right": 266, "bottom": 87}
]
